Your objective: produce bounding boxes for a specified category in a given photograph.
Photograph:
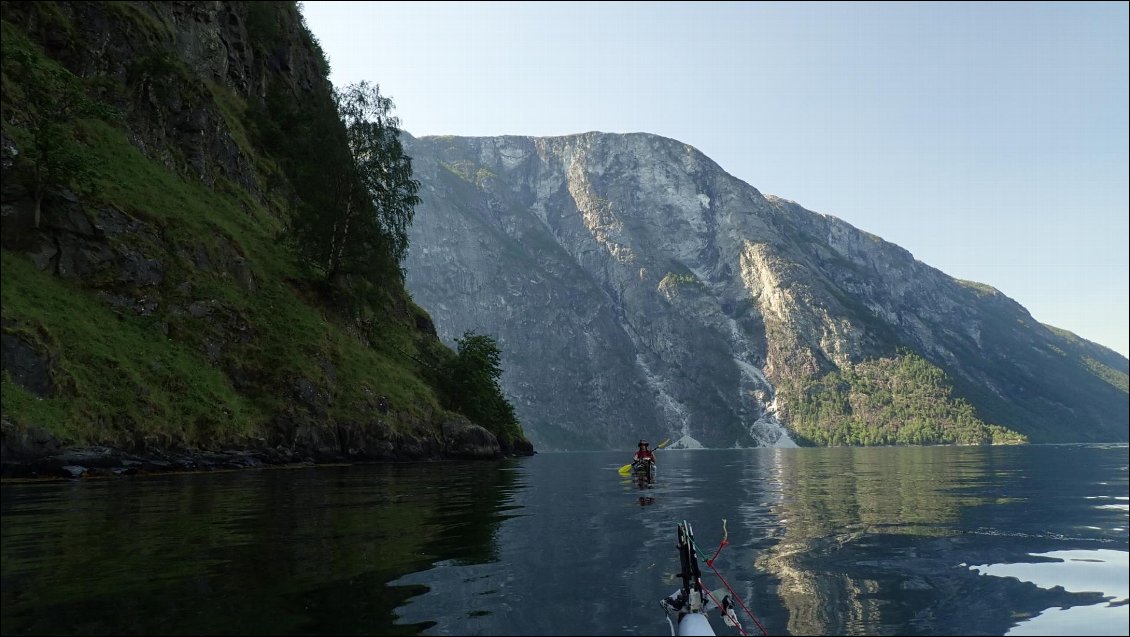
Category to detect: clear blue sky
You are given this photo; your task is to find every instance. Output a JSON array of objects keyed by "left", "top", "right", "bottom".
[{"left": 301, "top": 1, "right": 1129, "bottom": 357}]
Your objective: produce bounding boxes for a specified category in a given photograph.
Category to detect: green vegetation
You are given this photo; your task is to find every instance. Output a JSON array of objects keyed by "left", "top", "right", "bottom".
[
  {"left": 0, "top": 109, "right": 442, "bottom": 446},
  {"left": 1, "top": 252, "right": 259, "bottom": 445},
  {"left": 1082, "top": 356, "right": 1129, "bottom": 392},
  {"left": 441, "top": 159, "right": 496, "bottom": 186},
  {"left": 784, "top": 351, "right": 1027, "bottom": 446},
  {"left": 1042, "top": 325, "right": 1128, "bottom": 392},
  {"left": 955, "top": 279, "right": 997, "bottom": 297},
  {"left": 337, "top": 81, "right": 420, "bottom": 265},
  {"left": 657, "top": 260, "right": 706, "bottom": 292},
  {"left": 258, "top": 79, "right": 419, "bottom": 288},
  {"left": 424, "top": 331, "right": 524, "bottom": 448},
  {"left": 659, "top": 271, "right": 702, "bottom": 288},
  {"left": 937, "top": 313, "right": 1127, "bottom": 443},
  {"left": 1, "top": 27, "right": 116, "bottom": 228},
  {"left": 0, "top": 1, "right": 528, "bottom": 454}
]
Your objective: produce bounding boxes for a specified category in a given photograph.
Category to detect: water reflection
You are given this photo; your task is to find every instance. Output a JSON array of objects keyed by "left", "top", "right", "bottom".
[
  {"left": 969, "top": 548, "right": 1129, "bottom": 635},
  {"left": 758, "top": 445, "right": 1129, "bottom": 636},
  {"left": 629, "top": 467, "right": 657, "bottom": 506},
  {"left": 4, "top": 446, "right": 1126, "bottom": 636},
  {"left": 1, "top": 460, "right": 524, "bottom": 636}
]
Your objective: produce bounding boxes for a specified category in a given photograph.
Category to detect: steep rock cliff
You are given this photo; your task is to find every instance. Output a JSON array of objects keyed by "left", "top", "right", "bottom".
[{"left": 402, "top": 132, "right": 1128, "bottom": 449}]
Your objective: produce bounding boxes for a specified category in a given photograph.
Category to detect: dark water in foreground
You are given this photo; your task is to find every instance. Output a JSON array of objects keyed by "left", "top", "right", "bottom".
[{"left": 2, "top": 445, "right": 1127, "bottom": 636}]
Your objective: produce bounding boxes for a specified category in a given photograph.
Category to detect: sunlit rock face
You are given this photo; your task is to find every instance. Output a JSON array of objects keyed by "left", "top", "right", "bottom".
[{"left": 403, "top": 132, "right": 1128, "bottom": 450}]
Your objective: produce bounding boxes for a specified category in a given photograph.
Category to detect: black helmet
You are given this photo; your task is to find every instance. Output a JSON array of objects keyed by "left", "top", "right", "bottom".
[{"left": 639, "top": 439, "right": 649, "bottom": 447}]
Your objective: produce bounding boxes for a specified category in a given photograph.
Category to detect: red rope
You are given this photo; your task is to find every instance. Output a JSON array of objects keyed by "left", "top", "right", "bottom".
[
  {"left": 698, "top": 576, "right": 750, "bottom": 636},
  {"left": 707, "top": 538, "right": 728, "bottom": 565},
  {"left": 703, "top": 561, "right": 768, "bottom": 636},
  {"left": 695, "top": 534, "right": 769, "bottom": 636}
]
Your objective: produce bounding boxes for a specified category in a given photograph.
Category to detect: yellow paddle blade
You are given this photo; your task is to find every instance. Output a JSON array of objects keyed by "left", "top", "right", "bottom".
[{"left": 656, "top": 438, "right": 671, "bottom": 449}]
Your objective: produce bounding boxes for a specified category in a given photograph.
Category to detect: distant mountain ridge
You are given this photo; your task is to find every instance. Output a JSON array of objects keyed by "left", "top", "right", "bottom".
[{"left": 402, "top": 132, "right": 1128, "bottom": 450}]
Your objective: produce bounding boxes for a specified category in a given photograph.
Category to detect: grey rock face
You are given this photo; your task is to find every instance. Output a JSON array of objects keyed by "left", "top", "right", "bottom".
[
  {"left": 403, "top": 132, "right": 1128, "bottom": 449},
  {"left": 404, "top": 133, "right": 797, "bottom": 450},
  {"left": 0, "top": 331, "right": 54, "bottom": 397},
  {"left": 442, "top": 415, "right": 502, "bottom": 459}
]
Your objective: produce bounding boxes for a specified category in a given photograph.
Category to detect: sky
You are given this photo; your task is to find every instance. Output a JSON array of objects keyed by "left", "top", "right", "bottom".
[{"left": 300, "top": 1, "right": 1129, "bottom": 357}]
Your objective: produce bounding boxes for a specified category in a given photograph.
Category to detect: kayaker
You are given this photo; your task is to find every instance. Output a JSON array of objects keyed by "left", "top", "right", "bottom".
[{"left": 634, "top": 439, "right": 656, "bottom": 465}]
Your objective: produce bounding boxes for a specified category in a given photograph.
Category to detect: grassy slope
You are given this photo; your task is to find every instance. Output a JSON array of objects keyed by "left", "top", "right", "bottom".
[{"left": 0, "top": 4, "right": 455, "bottom": 451}]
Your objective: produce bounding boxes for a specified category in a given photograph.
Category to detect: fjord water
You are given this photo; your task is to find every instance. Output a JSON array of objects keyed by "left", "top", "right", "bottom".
[{"left": 2, "top": 446, "right": 1126, "bottom": 636}]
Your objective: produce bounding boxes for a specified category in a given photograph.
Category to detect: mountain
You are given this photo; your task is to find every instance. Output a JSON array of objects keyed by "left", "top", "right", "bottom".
[
  {"left": 0, "top": 1, "right": 531, "bottom": 478},
  {"left": 402, "top": 132, "right": 1128, "bottom": 450}
]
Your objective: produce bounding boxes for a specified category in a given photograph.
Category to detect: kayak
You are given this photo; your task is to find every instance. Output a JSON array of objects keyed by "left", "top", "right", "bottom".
[
  {"left": 661, "top": 521, "right": 750, "bottom": 636},
  {"left": 631, "top": 458, "right": 656, "bottom": 479},
  {"left": 662, "top": 520, "right": 717, "bottom": 635}
]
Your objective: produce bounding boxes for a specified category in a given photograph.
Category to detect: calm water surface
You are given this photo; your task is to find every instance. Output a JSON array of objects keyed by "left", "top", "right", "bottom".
[{"left": 2, "top": 445, "right": 1127, "bottom": 635}]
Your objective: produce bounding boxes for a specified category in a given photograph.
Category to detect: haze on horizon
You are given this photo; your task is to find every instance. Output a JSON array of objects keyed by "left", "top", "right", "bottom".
[{"left": 301, "top": 1, "right": 1129, "bottom": 357}]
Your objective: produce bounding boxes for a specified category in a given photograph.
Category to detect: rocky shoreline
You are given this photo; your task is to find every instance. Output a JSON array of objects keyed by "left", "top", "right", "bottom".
[{"left": 1, "top": 419, "right": 535, "bottom": 481}]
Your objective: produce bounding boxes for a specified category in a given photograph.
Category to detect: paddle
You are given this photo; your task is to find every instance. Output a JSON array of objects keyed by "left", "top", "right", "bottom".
[{"left": 618, "top": 438, "right": 670, "bottom": 475}]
